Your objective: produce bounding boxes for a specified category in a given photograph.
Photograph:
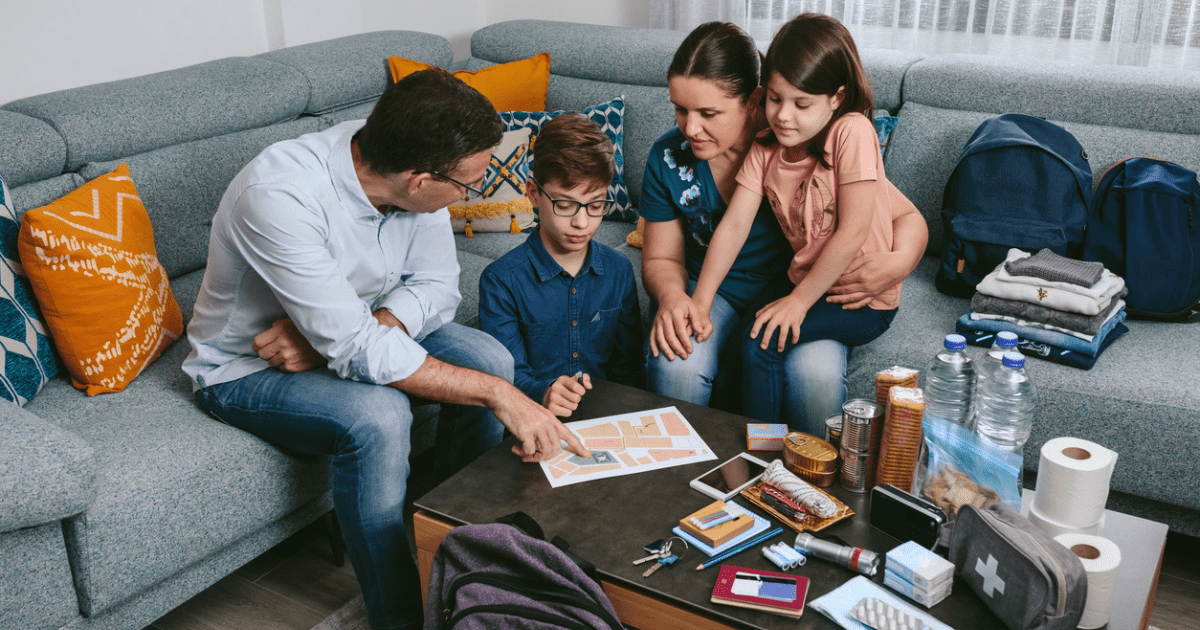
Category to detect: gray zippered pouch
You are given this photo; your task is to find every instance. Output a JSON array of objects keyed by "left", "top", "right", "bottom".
[{"left": 948, "top": 503, "right": 1087, "bottom": 630}]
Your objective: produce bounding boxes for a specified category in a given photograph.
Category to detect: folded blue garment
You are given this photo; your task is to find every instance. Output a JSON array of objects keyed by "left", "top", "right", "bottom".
[
  {"left": 956, "top": 324, "right": 1129, "bottom": 370},
  {"left": 957, "top": 307, "right": 1126, "bottom": 357}
]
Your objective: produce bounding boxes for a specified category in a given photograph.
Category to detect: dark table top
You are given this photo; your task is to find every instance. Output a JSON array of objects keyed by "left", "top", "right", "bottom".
[{"left": 415, "top": 380, "right": 1164, "bottom": 630}]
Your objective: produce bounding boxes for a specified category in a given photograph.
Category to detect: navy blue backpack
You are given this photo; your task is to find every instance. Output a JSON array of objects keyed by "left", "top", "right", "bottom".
[
  {"left": 1083, "top": 157, "right": 1200, "bottom": 320},
  {"left": 936, "top": 114, "right": 1092, "bottom": 298}
]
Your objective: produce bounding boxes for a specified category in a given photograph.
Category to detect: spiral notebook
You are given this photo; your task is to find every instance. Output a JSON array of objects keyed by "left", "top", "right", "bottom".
[{"left": 710, "top": 565, "right": 809, "bottom": 618}]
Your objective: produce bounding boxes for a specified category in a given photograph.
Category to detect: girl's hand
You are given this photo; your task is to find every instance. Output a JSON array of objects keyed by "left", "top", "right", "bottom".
[
  {"left": 751, "top": 294, "right": 808, "bottom": 352},
  {"left": 650, "top": 291, "right": 705, "bottom": 360}
]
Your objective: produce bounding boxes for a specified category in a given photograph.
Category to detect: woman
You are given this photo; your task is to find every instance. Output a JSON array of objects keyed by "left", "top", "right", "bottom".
[{"left": 640, "top": 21, "right": 928, "bottom": 434}]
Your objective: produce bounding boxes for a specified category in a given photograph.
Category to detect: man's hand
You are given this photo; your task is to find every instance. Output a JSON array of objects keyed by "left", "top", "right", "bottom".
[
  {"left": 253, "top": 318, "right": 326, "bottom": 372},
  {"left": 492, "top": 386, "right": 589, "bottom": 462},
  {"left": 649, "top": 290, "right": 710, "bottom": 360},
  {"left": 751, "top": 294, "right": 808, "bottom": 352},
  {"left": 542, "top": 373, "right": 593, "bottom": 417},
  {"left": 826, "top": 251, "right": 907, "bottom": 310}
]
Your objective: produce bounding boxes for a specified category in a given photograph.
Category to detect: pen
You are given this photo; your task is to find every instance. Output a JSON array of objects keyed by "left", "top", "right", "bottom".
[{"left": 695, "top": 526, "right": 785, "bottom": 570}]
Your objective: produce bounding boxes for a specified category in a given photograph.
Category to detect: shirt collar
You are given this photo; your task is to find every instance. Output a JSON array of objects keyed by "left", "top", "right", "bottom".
[
  {"left": 330, "top": 121, "right": 386, "bottom": 221},
  {"left": 525, "top": 226, "right": 604, "bottom": 282}
]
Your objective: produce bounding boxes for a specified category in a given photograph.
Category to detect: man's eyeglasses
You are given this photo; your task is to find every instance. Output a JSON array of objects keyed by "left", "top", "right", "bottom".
[
  {"left": 429, "top": 170, "right": 486, "bottom": 200},
  {"left": 531, "top": 178, "right": 615, "bottom": 217}
]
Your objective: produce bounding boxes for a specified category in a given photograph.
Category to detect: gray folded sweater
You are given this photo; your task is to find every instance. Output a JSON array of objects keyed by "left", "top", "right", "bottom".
[{"left": 1003, "top": 248, "right": 1105, "bottom": 287}]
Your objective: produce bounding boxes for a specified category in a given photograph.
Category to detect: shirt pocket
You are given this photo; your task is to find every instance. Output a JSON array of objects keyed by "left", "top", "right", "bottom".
[{"left": 586, "top": 307, "right": 621, "bottom": 364}]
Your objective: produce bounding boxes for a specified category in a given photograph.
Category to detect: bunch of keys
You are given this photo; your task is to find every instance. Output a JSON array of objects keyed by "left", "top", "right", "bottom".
[{"left": 633, "top": 537, "right": 686, "bottom": 578}]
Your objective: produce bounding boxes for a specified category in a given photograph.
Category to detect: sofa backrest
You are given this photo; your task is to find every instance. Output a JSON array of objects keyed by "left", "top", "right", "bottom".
[
  {"left": 468, "top": 20, "right": 923, "bottom": 211},
  {"left": 0, "top": 31, "right": 453, "bottom": 280},
  {"left": 884, "top": 54, "right": 1200, "bottom": 256}
]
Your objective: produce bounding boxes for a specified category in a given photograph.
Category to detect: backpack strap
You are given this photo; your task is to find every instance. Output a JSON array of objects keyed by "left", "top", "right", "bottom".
[{"left": 495, "top": 512, "right": 603, "bottom": 584}]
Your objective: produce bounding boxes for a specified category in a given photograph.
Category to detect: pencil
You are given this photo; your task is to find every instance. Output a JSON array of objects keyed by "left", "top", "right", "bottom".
[{"left": 695, "top": 526, "right": 785, "bottom": 570}]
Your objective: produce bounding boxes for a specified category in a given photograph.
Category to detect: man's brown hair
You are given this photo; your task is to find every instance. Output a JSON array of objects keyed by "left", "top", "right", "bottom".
[{"left": 530, "top": 113, "right": 615, "bottom": 191}]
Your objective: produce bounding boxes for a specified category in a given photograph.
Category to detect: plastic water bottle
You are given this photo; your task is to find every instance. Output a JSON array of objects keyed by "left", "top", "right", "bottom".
[
  {"left": 924, "top": 334, "right": 976, "bottom": 429},
  {"left": 977, "top": 331, "right": 1020, "bottom": 386},
  {"left": 975, "top": 352, "right": 1037, "bottom": 453}
]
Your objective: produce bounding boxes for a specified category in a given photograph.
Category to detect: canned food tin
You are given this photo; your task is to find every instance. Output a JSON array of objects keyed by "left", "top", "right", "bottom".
[
  {"left": 841, "top": 399, "right": 884, "bottom": 454},
  {"left": 782, "top": 433, "right": 839, "bottom": 486},
  {"left": 839, "top": 448, "right": 878, "bottom": 493},
  {"left": 824, "top": 414, "right": 843, "bottom": 451}
]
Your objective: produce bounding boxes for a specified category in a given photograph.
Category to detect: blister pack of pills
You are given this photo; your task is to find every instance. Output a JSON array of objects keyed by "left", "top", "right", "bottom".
[{"left": 848, "top": 597, "right": 929, "bottom": 630}]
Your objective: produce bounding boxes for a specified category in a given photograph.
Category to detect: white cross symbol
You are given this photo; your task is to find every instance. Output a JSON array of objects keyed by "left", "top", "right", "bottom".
[{"left": 975, "top": 554, "right": 1006, "bottom": 598}]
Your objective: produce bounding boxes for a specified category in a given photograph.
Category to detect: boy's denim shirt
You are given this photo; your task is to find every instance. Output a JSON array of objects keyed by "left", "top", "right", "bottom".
[{"left": 479, "top": 227, "right": 645, "bottom": 402}]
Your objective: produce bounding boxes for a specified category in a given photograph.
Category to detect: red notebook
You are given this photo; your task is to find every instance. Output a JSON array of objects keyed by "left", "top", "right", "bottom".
[{"left": 710, "top": 564, "right": 810, "bottom": 618}]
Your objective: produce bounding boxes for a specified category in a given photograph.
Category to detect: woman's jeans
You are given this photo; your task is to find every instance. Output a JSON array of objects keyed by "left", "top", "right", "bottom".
[
  {"left": 742, "top": 284, "right": 896, "bottom": 427},
  {"left": 195, "top": 323, "right": 508, "bottom": 630},
  {"left": 647, "top": 280, "right": 853, "bottom": 433}
]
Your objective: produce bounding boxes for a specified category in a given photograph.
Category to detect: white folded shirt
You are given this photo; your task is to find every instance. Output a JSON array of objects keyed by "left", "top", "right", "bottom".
[{"left": 976, "top": 249, "right": 1125, "bottom": 316}]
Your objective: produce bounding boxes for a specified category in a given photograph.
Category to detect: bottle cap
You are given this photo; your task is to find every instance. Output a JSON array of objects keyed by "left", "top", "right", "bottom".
[
  {"left": 944, "top": 334, "right": 966, "bottom": 350},
  {"left": 1001, "top": 351, "right": 1025, "bottom": 368},
  {"left": 997, "top": 331, "right": 1019, "bottom": 347}
]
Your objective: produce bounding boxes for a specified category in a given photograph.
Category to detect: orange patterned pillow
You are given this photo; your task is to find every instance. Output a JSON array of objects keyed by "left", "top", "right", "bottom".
[
  {"left": 387, "top": 52, "right": 550, "bottom": 112},
  {"left": 18, "top": 164, "right": 182, "bottom": 395}
]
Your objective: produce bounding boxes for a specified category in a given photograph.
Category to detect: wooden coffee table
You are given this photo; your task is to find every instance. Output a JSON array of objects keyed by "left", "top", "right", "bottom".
[{"left": 413, "top": 380, "right": 1166, "bottom": 629}]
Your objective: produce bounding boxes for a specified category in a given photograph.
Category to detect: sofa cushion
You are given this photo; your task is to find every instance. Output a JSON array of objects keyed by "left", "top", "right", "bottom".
[
  {"left": 0, "top": 111, "right": 65, "bottom": 188},
  {"left": 0, "top": 523, "right": 80, "bottom": 630},
  {"left": 260, "top": 30, "right": 454, "bottom": 115},
  {"left": 0, "top": 174, "right": 58, "bottom": 405},
  {"left": 10, "top": 174, "right": 84, "bottom": 217},
  {"left": 80, "top": 117, "right": 323, "bottom": 279},
  {"left": 848, "top": 257, "right": 1200, "bottom": 515},
  {"left": 859, "top": 48, "right": 925, "bottom": 114},
  {"left": 903, "top": 54, "right": 1200, "bottom": 136},
  {"left": 390, "top": 52, "right": 551, "bottom": 112},
  {"left": 20, "top": 270, "right": 333, "bottom": 616},
  {"left": 3, "top": 57, "right": 310, "bottom": 172},
  {"left": 0, "top": 407, "right": 94, "bottom": 530}
]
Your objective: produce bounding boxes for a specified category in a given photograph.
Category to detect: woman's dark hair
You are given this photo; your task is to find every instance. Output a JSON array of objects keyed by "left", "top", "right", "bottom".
[
  {"left": 762, "top": 13, "right": 874, "bottom": 169},
  {"left": 668, "top": 21, "right": 762, "bottom": 104},
  {"left": 353, "top": 68, "right": 503, "bottom": 175}
]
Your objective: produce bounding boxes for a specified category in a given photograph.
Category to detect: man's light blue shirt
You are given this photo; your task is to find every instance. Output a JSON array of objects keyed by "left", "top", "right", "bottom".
[{"left": 183, "top": 121, "right": 461, "bottom": 391}]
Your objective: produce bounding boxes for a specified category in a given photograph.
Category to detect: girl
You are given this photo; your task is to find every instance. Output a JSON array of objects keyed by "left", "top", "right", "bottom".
[{"left": 691, "top": 14, "right": 904, "bottom": 423}]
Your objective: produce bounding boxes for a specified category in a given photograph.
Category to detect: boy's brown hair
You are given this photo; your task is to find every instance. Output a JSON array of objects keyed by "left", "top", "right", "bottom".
[{"left": 530, "top": 113, "right": 615, "bottom": 191}]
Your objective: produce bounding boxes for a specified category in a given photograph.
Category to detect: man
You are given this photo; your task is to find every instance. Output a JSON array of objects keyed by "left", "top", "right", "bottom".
[
  {"left": 183, "top": 68, "right": 586, "bottom": 630},
  {"left": 479, "top": 113, "right": 644, "bottom": 417}
]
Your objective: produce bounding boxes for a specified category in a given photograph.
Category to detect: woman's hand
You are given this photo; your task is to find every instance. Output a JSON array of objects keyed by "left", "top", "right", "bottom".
[
  {"left": 649, "top": 290, "right": 711, "bottom": 360},
  {"left": 826, "top": 251, "right": 908, "bottom": 309},
  {"left": 751, "top": 294, "right": 808, "bottom": 352}
]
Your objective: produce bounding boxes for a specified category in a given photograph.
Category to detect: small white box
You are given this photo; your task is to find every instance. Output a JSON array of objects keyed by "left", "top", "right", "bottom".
[{"left": 885, "top": 541, "right": 955, "bottom": 590}]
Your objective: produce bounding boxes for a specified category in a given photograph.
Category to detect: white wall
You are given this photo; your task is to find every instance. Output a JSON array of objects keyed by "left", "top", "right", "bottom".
[{"left": 2, "top": 0, "right": 650, "bottom": 104}]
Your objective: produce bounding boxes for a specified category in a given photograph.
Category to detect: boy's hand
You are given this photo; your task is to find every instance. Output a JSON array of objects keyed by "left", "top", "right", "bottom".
[
  {"left": 751, "top": 294, "right": 808, "bottom": 352},
  {"left": 542, "top": 373, "right": 593, "bottom": 417}
]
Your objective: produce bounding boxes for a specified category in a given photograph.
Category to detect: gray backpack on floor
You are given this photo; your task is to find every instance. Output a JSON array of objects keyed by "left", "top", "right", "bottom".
[
  {"left": 424, "top": 512, "right": 624, "bottom": 630},
  {"left": 949, "top": 502, "right": 1087, "bottom": 630}
]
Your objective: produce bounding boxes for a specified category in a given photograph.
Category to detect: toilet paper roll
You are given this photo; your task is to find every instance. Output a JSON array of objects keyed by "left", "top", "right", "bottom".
[
  {"left": 1032, "top": 437, "right": 1117, "bottom": 528},
  {"left": 1054, "top": 533, "right": 1122, "bottom": 629},
  {"left": 1026, "top": 502, "right": 1105, "bottom": 539}
]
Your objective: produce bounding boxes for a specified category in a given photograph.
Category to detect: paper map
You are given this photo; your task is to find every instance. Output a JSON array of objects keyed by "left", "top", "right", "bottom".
[{"left": 540, "top": 406, "right": 716, "bottom": 488}]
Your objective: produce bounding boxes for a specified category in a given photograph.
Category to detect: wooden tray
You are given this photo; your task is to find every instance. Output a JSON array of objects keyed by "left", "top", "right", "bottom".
[{"left": 740, "top": 480, "right": 854, "bottom": 533}]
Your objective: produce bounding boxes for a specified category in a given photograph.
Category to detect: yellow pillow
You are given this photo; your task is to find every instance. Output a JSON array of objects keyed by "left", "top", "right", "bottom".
[
  {"left": 388, "top": 52, "right": 551, "bottom": 112},
  {"left": 18, "top": 164, "right": 183, "bottom": 395},
  {"left": 626, "top": 217, "right": 645, "bottom": 249}
]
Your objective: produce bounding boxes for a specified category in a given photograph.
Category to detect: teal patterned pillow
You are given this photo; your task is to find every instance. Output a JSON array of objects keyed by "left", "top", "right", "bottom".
[
  {"left": 501, "top": 96, "right": 635, "bottom": 222},
  {"left": 0, "top": 172, "right": 58, "bottom": 405}
]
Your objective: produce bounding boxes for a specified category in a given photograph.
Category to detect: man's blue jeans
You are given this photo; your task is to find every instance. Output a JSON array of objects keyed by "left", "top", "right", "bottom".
[{"left": 194, "top": 323, "right": 508, "bottom": 630}]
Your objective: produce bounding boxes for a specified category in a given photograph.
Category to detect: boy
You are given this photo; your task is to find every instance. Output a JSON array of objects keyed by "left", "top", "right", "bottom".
[{"left": 480, "top": 114, "right": 645, "bottom": 417}]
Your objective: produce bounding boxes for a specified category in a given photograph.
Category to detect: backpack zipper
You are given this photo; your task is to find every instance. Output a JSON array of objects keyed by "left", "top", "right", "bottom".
[{"left": 444, "top": 572, "right": 622, "bottom": 629}]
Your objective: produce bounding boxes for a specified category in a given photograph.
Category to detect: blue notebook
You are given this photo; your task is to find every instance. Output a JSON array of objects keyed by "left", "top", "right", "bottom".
[{"left": 673, "top": 504, "right": 771, "bottom": 557}]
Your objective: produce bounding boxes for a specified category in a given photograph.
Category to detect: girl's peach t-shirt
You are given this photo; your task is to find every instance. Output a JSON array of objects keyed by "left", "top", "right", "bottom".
[{"left": 736, "top": 112, "right": 900, "bottom": 310}]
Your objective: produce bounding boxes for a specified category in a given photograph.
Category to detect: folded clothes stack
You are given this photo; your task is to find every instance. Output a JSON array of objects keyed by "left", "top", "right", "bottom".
[{"left": 956, "top": 249, "right": 1129, "bottom": 369}]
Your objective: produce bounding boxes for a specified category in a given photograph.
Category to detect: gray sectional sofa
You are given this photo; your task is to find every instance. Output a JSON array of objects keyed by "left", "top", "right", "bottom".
[{"left": 0, "top": 18, "right": 1196, "bottom": 630}]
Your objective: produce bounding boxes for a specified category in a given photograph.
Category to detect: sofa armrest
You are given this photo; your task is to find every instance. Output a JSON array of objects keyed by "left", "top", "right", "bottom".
[{"left": 0, "top": 404, "right": 95, "bottom": 531}]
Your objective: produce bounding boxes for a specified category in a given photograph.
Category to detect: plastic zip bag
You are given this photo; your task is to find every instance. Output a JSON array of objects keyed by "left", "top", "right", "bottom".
[{"left": 918, "top": 415, "right": 1022, "bottom": 522}]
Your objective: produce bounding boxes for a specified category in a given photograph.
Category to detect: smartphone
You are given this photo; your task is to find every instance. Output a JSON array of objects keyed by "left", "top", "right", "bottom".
[
  {"left": 868, "top": 484, "right": 948, "bottom": 549},
  {"left": 689, "top": 452, "right": 770, "bottom": 501}
]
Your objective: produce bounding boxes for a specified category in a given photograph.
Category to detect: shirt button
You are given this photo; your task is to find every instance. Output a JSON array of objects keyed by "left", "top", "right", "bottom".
[
  {"left": 572, "top": 352, "right": 578, "bottom": 358},
  {"left": 571, "top": 288, "right": 577, "bottom": 294},
  {"left": 572, "top": 321, "right": 577, "bottom": 327}
]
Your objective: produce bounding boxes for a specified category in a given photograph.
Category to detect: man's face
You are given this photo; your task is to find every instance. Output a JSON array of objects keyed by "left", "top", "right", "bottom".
[
  {"left": 529, "top": 178, "right": 610, "bottom": 258},
  {"left": 407, "top": 149, "right": 492, "bottom": 213}
]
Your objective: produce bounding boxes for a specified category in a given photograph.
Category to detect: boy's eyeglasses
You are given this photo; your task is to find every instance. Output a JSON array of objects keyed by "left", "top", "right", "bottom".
[
  {"left": 531, "top": 178, "right": 615, "bottom": 217},
  {"left": 428, "top": 170, "right": 486, "bottom": 200}
]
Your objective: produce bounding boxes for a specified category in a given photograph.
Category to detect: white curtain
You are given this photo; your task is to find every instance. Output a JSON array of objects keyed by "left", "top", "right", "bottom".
[{"left": 651, "top": 0, "right": 1200, "bottom": 68}]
